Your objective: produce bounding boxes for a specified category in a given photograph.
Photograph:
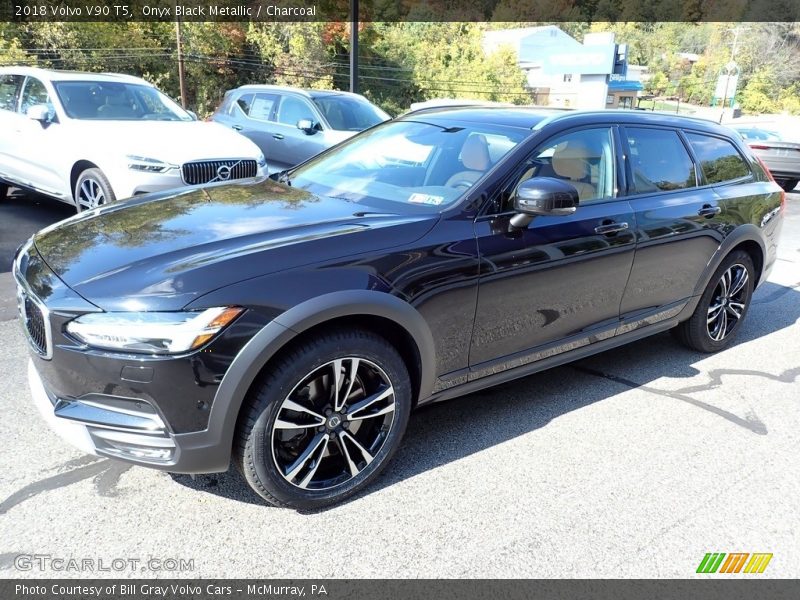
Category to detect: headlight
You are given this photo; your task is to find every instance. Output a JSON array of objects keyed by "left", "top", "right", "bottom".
[
  {"left": 66, "top": 307, "right": 243, "bottom": 354},
  {"left": 256, "top": 152, "right": 267, "bottom": 168},
  {"left": 126, "top": 155, "right": 176, "bottom": 173}
]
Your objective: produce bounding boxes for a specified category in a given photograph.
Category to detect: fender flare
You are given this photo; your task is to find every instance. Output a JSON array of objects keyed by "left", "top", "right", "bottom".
[
  {"left": 179, "top": 291, "right": 436, "bottom": 472},
  {"left": 679, "top": 224, "right": 767, "bottom": 320}
]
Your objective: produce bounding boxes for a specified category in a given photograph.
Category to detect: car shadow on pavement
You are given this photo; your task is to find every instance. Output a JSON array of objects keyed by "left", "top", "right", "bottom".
[{"left": 171, "top": 279, "right": 800, "bottom": 511}]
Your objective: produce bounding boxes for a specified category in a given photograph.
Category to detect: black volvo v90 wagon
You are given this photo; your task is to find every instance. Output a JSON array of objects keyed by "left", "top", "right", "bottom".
[{"left": 15, "top": 108, "right": 785, "bottom": 509}]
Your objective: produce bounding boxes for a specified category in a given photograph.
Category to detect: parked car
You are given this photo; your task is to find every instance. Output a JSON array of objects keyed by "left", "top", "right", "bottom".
[
  {"left": 16, "top": 108, "right": 784, "bottom": 509},
  {"left": 210, "top": 84, "right": 390, "bottom": 172},
  {"left": 0, "top": 67, "right": 267, "bottom": 211},
  {"left": 733, "top": 126, "right": 800, "bottom": 192}
]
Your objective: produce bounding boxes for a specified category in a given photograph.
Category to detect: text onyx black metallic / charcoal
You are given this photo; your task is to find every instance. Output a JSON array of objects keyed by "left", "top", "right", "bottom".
[{"left": 15, "top": 108, "right": 785, "bottom": 509}]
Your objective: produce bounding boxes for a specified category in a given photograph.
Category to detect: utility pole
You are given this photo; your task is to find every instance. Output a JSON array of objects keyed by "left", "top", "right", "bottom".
[
  {"left": 349, "top": 0, "right": 358, "bottom": 94},
  {"left": 176, "top": 19, "right": 188, "bottom": 109}
]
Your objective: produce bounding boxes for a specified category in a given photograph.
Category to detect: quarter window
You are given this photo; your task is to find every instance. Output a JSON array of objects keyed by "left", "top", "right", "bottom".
[
  {"left": 685, "top": 133, "right": 750, "bottom": 184},
  {"left": 20, "top": 77, "right": 51, "bottom": 115},
  {"left": 0, "top": 74, "right": 23, "bottom": 112},
  {"left": 625, "top": 127, "right": 696, "bottom": 193}
]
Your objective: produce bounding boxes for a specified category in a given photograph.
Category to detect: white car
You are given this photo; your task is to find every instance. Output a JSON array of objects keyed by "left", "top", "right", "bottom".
[{"left": 0, "top": 67, "right": 267, "bottom": 211}]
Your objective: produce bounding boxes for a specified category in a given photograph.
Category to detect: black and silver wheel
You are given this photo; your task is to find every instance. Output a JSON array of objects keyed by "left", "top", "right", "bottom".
[
  {"left": 237, "top": 329, "right": 411, "bottom": 509},
  {"left": 673, "top": 250, "right": 754, "bottom": 352},
  {"left": 0, "top": 182, "right": 8, "bottom": 200},
  {"left": 74, "top": 167, "right": 115, "bottom": 213}
]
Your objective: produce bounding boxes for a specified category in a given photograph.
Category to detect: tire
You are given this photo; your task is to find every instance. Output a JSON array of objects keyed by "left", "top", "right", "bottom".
[
  {"left": 673, "top": 250, "right": 755, "bottom": 353},
  {"left": 236, "top": 328, "right": 412, "bottom": 510},
  {"left": 778, "top": 179, "right": 798, "bottom": 193},
  {"left": 0, "top": 182, "right": 7, "bottom": 200},
  {"left": 74, "top": 167, "right": 115, "bottom": 213}
]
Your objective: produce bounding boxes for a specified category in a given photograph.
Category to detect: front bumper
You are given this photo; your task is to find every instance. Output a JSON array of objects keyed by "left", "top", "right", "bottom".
[
  {"left": 28, "top": 359, "right": 176, "bottom": 464},
  {"left": 28, "top": 359, "right": 232, "bottom": 473}
]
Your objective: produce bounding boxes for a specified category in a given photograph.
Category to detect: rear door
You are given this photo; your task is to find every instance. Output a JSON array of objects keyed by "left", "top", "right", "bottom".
[{"left": 618, "top": 126, "right": 725, "bottom": 327}]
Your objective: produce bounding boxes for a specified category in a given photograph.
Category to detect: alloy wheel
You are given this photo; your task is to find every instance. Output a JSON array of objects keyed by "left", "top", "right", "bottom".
[
  {"left": 78, "top": 178, "right": 106, "bottom": 210},
  {"left": 270, "top": 357, "right": 396, "bottom": 491},
  {"left": 707, "top": 263, "right": 749, "bottom": 341}
]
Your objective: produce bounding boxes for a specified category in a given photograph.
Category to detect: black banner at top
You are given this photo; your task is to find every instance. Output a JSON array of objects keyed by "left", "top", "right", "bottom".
[{"left": 2, "top": 0, "right": 800, "bottom": 22}]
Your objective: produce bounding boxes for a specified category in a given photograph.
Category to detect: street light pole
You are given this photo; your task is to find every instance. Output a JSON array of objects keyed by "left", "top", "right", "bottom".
[{"left": 719, "top": 25, "right": 748, "bottom": 123}]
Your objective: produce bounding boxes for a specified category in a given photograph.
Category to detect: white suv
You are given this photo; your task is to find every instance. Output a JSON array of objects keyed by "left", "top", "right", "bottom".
[{"left": 0, "top": 67, "right": 267, "bottom": 211}]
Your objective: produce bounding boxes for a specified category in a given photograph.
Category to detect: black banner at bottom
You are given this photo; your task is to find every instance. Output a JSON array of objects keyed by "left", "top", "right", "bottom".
[{"left": 2, "top": 580, "right": 800, "bottom": 600}]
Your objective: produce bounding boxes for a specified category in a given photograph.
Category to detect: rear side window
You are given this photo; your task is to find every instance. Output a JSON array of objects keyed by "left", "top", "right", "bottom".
[
  {"left": 685, "top": 133, "right": 750, "bottom": 184},
  {"left": 0, "top": 74, "right": 23, "bottom": 112},
  {"left": 248, "top": 93, "right": 278, "bottom": 121},
  {"left": 625, "top": 127, "right": 697, "bottom": 193}
]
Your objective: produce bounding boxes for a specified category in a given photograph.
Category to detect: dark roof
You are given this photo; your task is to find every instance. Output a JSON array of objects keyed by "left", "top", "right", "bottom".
[
  {"left": 399, "top": 106, "right": 568, "bottom": 130},
  {"left": 398, "top": 106, "right": 738, "bottom": 137}
]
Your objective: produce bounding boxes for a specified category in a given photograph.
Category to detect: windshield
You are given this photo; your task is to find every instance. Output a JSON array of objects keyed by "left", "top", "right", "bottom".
[
  {"left": 312, "top": 95, "right": 389, "bottom": 131},
  {"left": 288, "top": 119, "right": 528, "bottom": 211},
  {"left": 54, "top": 81, "right": 192, "bottom": 121}
]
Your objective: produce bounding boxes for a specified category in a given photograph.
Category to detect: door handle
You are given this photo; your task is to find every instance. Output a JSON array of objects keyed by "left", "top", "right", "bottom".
[
  {"left": 272, "top": 133, "right": 285, "bottom": 140},
  {"left": 594, "top": 221, "right": 629, "bottom": 235},
  {"left": 698, "top": 205, "right": 721, "bottom": 218},
  {"left": 231, "top": 125, "right": 243, "bottom": 131}
]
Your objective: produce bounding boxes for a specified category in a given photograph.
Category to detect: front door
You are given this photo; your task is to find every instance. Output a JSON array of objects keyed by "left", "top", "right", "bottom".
[
  {"left": 469, "top": 126, "right": 636, "bottom": 375},
  {"left": 12, "top": 76, "right": 63, "bottom": 196}
]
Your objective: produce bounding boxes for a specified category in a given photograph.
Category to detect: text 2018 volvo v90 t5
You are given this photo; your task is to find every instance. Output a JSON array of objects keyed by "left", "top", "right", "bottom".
[{"left": 15, "top": 108, "right": 784, "bottom": 509}]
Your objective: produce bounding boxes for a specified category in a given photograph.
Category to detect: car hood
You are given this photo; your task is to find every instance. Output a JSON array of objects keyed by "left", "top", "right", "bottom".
[
  {"left": 71, "top": 120, "right": 261, "bottom": 163},
  {"left": 33, "top": 180, "right": 437, "bottom": 310}
]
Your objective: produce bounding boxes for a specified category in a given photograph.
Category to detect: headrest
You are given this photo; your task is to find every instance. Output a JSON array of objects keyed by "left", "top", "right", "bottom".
[
  {"left": 461, "top": 134, "right": 491, "bottom": 171},
  {"left": 552, "top": 140, "right": 590, "bottom": 180}
]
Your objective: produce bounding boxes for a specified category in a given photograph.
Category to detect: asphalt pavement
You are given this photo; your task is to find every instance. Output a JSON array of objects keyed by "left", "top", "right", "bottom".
[{"left": 0, "top": 190, "right": 798, "bottom": 578}]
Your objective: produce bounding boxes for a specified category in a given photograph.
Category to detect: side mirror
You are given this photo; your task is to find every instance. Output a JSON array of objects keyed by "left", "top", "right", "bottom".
[
  {"left": 187, "top": 110, "right": 199, "bottom": 121},
  {"left": 27, "top": 104, "right": 52, "bottom": 123},
  {"left": 296, "top": 119, "right": 317, "bottom": 135},
  {"left": 510, "top": 177, "right": 579, "bottom": 229}
]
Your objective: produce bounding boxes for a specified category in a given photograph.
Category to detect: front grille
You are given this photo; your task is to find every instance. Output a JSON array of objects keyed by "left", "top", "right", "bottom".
[
  {"left": 181, "top": 159, "right": 258, "bottom": 185},
  {"left": 19, "top": 291, "right": 50, "bottom": 357}
]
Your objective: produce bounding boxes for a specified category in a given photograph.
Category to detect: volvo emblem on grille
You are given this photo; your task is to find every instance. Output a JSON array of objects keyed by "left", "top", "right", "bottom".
[{"left": 216, "top": 165, "right": 232, "bottom": 181}]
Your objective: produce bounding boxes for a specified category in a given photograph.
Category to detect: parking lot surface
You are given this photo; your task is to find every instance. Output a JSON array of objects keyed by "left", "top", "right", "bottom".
[{"left": 0, "top": 191, "right": 798, "bottom": 578}]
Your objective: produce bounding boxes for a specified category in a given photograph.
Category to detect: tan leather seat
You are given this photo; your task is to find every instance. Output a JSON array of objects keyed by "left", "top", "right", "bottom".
[
  {"left": 551, "top": 141, "right": 596, "bottom": 201},
  {"left": 446, "top": 134, "right": 491, "bottom": 188}
]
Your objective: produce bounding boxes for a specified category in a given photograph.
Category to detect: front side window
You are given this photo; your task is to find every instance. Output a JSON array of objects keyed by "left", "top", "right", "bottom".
[
  {"left": 0, "top": 74, "right": 23, "bottom": 112},
  {"left": 276, "top": 96, "right": 316, "bottom": 126},
  {"left": 288, "top": 119, "right": 528, "bottom": 212},
  {"left": 626, "top": 127, "right": 697, "bottom": 193},
  {"left": 503, "top": 127, "right": 616, "bottom": 211},
  {"left": 19, "top": 77, "right": 51, "bottom": 115},
  {"left": 685, "top": 133, "right": 750, "bottom": 184},
  {"left": 53, "top": 81, "right": 192, "bottom": 121}
]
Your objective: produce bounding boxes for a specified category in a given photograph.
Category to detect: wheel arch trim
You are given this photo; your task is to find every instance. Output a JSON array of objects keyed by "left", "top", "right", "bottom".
[
  {"left": 678, "top": 225, "right": 767, "bottom": 322},
  {"left": 177, "top": 290, "right": 436, "bottom": 473}
]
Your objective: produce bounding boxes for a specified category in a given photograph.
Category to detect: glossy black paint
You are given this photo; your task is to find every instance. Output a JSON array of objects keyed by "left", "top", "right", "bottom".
[{"left": 18, "top": 107, "right": 784, "bottom": 473}]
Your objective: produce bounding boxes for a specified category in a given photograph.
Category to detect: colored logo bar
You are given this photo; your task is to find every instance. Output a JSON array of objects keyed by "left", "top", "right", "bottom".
[{"left": 697, "top": 553, "right": 772, "bottom": 574}]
